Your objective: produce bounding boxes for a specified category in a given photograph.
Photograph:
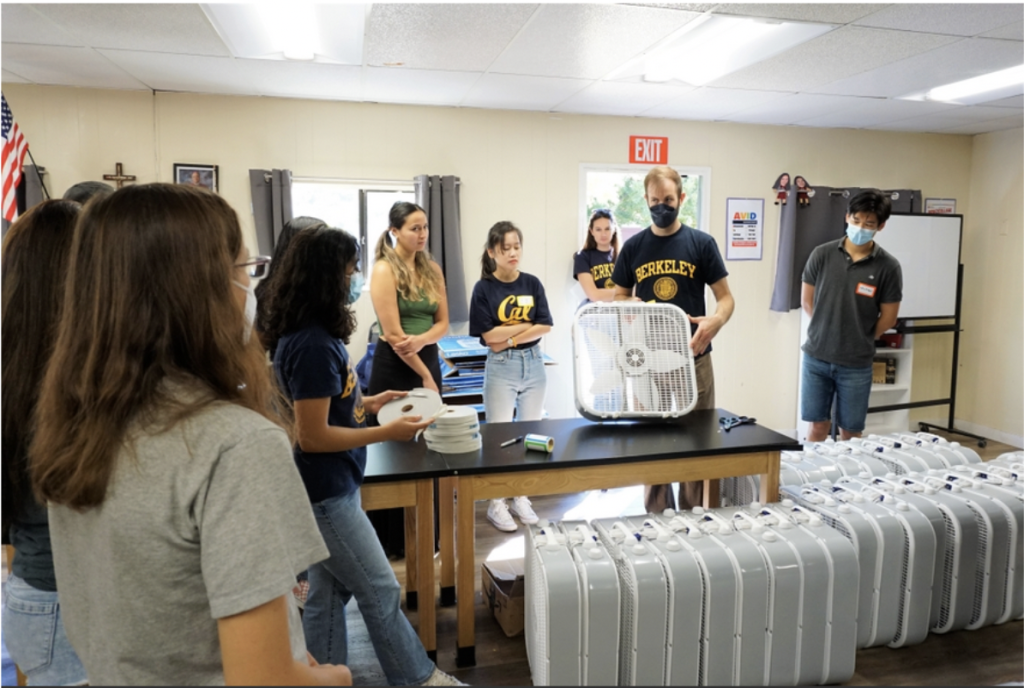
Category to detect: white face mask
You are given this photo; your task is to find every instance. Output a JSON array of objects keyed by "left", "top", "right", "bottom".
[{"left": 233, "top": 280, "right": 257, "bottom": 342}]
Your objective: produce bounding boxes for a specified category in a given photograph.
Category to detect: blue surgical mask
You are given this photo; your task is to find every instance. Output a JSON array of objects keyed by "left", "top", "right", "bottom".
[
  {"left": 649, "top": 203, "right": 679, "bottom": 229},
  {"left": 845, "top": 224, "right": 876, "bottom": 246},
  {"left": 348, "top": 272, "right": 365, "bottom": 304}
]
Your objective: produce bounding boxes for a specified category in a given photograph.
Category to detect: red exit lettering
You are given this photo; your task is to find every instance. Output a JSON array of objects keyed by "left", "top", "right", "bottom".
[{"left": 629, "top": 136, "right": 669, "bottom": 165}]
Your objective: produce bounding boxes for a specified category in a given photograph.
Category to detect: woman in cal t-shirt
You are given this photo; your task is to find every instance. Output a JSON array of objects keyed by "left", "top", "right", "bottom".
[
  {"left": 469, "top": 221, "right": 553, "bottom": 532},
  {"left": 573, "top": 207, "right": 620, "bottom": 307}
]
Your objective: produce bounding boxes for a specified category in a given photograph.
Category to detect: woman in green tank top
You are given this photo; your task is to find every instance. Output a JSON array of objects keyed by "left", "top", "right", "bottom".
[
  {"left": 367, "top": 202, "right": 450, "bottom": 558},
  {"left": 368, "top": 202, "right": 449, "bottom": 395}
]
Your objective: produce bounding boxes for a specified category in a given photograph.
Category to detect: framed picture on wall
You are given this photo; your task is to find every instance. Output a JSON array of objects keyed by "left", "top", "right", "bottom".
[
  {"left": 924, "top": 197, "right": 956, "bottom": 214},
  {"left": 174, "top": 163, "right": 218, "bottom": 193}
]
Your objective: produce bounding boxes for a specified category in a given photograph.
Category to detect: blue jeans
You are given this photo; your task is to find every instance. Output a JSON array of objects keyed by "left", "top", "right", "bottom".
[
  {"left": 800, "top": 353, "right": 874, "bottom": 433},
  {"left": 2, "top": 574, "right": 87, "bottom": 686},
  {"left": 303, "top": 489, "right": 434, "bottom": 686},
  {"left": 483, "top": 346, "right": 547, "bottom": 422}
]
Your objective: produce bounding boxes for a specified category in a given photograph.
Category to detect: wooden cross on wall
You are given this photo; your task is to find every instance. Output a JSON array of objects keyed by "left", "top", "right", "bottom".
[{"left": 103, "top": 162, "right": 136, "bottom": 188}]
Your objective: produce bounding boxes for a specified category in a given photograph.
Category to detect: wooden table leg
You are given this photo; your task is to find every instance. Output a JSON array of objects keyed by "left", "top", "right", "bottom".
[
  {"left": 703, "top": 478, "right": 721, "bottom": 509},
  {"left": 404, "top": 506, "right": 418, "bottom": 610},
  {"left": 438, "top": 476, "right": 456, "bottom": 607},
  {"left": 416, "top": 479, "right": 437, "bottom": 660},
  {"left": 455, "top": 477, "right": 476, "bottom": 667},
  {"left": 760, "top": 451, "right": 781, "bottom": 504}
]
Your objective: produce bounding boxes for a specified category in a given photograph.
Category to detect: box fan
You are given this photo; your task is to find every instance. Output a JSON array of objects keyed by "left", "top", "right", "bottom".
[{"left": 572, "top": 303, "right": 698, "bottom": 420}]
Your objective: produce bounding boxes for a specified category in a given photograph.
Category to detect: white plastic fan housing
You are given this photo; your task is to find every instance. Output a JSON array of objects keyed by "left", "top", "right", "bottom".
[{"left": 572, "top": 302, "right": 698, "bottom": 421}]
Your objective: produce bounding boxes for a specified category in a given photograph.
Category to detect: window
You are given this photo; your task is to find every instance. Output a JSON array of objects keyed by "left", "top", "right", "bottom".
[
  {"left": 291, "top": 179, "right": 415, "bottom": 283},
  {"left": 578, "top": 164, "right": 711, "bottom": 247}
]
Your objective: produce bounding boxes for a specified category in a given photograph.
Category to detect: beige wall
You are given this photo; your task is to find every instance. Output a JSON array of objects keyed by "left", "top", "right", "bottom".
[
  {"left": 6, "top": 84, "right": 1017, "bottom": 439},
  {"left": 957, "top": 127, "right": 1023, "bottom": 441}
]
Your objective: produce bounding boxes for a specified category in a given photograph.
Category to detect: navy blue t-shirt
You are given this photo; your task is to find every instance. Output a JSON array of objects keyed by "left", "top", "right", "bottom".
[
  {"left": 573, "top": 248, "right": 616, "bottom": 290},
  {"left": 273, "top": 325, "right": 367, "bottom": 503},
  {"left": 611, "top": 224, "right": 728, "bottom": 355},
  {"left": 469, "top": 272, "right": 553, "bottom": 349}
]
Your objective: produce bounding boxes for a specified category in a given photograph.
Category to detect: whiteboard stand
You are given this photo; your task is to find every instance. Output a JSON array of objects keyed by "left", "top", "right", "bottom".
[{"left": 867, "top": 263, "right": 988, "bottom": 448}]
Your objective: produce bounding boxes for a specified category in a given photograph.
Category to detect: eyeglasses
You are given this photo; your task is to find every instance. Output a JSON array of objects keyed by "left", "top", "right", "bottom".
[
  {"left": 235, "top": 255, "right": 272, "bottom": 279},
  {"left": 590, "top": 208, "right": 612, "bottom": 220}
]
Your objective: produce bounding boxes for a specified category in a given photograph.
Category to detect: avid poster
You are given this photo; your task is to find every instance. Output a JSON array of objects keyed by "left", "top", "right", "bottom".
[{"left": 726, "top": 197, "right": 764, "bottom": 260}]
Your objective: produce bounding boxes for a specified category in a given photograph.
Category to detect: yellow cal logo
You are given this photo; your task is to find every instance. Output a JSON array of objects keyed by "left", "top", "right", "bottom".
[{"left": 498, "top": 295, "right": 533, "bottom": 325}]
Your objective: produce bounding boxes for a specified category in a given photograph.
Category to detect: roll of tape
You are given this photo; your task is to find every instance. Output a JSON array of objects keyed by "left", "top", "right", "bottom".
[{"left": 524, "top": 433, "right": 555, "bottom": 452}]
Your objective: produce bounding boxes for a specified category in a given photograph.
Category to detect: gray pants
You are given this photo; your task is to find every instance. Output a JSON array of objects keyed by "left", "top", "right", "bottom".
[{"left": 644, "top": 353, "right": 716, "bottom": 513}]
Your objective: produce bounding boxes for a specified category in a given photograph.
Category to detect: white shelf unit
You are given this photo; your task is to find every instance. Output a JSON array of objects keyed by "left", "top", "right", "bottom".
[{"left": 796, "top": 310, "right": 915, "bottom": 442}]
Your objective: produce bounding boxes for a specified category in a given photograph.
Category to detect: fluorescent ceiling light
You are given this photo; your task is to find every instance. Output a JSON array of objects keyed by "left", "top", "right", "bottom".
[
  {"left": 201, "top": 4, "right": 367, "bottom": 64},
  {"left": 923, "top": 64, "right": 1024, "bottom": 104},
  {"left": 634, "top": 15, "right": 833, "bottom": 86}
]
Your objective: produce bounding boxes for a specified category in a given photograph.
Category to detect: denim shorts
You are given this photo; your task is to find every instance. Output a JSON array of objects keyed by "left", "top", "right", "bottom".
[
  {"left": 2, "top": 574, "right": 87, "bottom": 686},
  {"left": 800, "top": 353, "right": 874, "bottom": 433}
]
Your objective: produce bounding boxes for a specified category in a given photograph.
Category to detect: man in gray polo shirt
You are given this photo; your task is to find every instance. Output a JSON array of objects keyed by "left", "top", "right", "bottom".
[{"left": 801, "top": 190, "right": 902, "bottom": 442}]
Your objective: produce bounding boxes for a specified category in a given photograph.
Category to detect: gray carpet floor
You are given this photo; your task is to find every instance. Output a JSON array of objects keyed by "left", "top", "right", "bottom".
[{"left": 343, "top": 599, "right": 389, "bottom": 686}]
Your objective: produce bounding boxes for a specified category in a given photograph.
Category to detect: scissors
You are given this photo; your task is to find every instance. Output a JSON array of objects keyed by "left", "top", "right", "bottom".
[{"left": 720, "top": 415, "right": 756, "bottom": 432}]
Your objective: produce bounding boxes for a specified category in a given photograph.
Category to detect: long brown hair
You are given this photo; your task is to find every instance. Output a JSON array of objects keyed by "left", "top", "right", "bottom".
[
  {"left": 2, "top": 200, "right": 80, "bottom": 537},
  {"left": 30, "top": 184, "right": 290, "bottom": 510},
  {"left": 374, "top": 201, "right": 443, "bottom": 303},
  {"left": 260, "top": 227, "right": 360, "bottom": 349},
  {"left": 582, "top": 208, "right": 620, "bottom": 261}
]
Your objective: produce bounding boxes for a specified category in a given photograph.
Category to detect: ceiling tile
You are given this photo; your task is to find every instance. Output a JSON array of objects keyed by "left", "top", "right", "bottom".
[
  {"left": 461, "top": 73, "right": 592, "bottom": 111},
  {"left": 1, "top": 69, "right": 31, "bottom": 84},
  {"left": 489, "top": 4, "right": 700, "bottom": 79},
  {"left": 641, "top": 86, "right": 792, "bottom": 120},
  {"left": 365, "top": 4, "right": 538, "bottom": 72},
  {"left": 1, "top": 44, "right": 148, "bottom": 90},
  {"left": 32, "top": 3, "right": 229, "bottom": 56},
  {"left": 979, "top": 20, "right": 1024, "bottom": 40},
  {"left": 853, "top": 3, "right": 1024, "bottom": 37},
  {"left": 97, "top": 50, "right": 255, "bottom": 95},
  {"left": 712, "top": 3, "right": 887, "bottom": 24},
  {"left": 553, "top": 81, "right": 696, "bottom": 116},
  {"left": 935, "top": 114, "right": 1023, "bottom": 134},
  {"left": 1, "top": 4, "right": 82, "bottom": 47},
  {"left": 364, "top": 67, "right": 480, "bottom": 106},
  {"left": 795, "top": 97, "right": 958, "bottom": 128},
  {"left": 985, "top": 94, "right": 1024, "bottom": 109},
  {"left": 724, "top": 93, "right": 866, "bottom": 126},
  {"left": 865, "top": 104, "right": 1018, "bottom": 131},
  {"left": 711, "top": 26, "right": 959, "bottom": 91},
  {"left": 811, "top": 37, "right": 1024, "bottom": 98},
  {"left": 232, "top": 59, "right": 363, "bottom": 101}
]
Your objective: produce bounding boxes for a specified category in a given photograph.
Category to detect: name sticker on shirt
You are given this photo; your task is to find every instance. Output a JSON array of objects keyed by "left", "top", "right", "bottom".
[
  {"left": 856, "top": 282, "right": 877, "bottom": 297},
  {"left": 517, "top": 295, "right": 534, "bottom": 307}
]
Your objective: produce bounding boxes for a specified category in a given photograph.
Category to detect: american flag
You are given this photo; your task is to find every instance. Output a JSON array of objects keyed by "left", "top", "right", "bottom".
[{"left": 2, "top": 94, "right": 30, "bottom": 222}]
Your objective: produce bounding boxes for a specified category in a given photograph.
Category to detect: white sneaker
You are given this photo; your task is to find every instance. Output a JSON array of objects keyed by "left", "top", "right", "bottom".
[
  {"left": 510, "top": 496, "right": 539, "bottom": 524},
  {"left": 421, "top": 666, "right": 467, "bottom": 686},
  {"left": 487, "top": 499, "right": 517, "bottom": 532}
]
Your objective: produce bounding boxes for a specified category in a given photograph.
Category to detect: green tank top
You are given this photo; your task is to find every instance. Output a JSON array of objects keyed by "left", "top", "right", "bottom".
[{"left": 378, "top": 289, "right": 437, "bottom": 336}]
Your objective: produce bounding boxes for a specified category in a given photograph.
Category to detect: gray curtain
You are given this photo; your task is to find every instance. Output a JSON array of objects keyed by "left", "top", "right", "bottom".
[
  {"left": 770, "top": 187, "right": 921, "bottom": 312},
  {"left": 415, "top": 174, "right": 468, "bottom": 323},
  {"left": 249, "top": 169, "right": 293, "bottom": 256}
]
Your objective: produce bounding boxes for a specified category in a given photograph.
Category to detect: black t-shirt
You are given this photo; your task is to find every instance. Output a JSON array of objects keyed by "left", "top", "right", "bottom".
[
  {"left": 611, "top": 224, "right": 728, "bottom": 354},
  {"left": 273, "top": 325, "right": 367, "bottom": 503},
  {"left": 469, "top": 272, "right": 553, "bottom": 349},
  {"left": 573, "top": 248, "right": 616, "bottom": 290}
]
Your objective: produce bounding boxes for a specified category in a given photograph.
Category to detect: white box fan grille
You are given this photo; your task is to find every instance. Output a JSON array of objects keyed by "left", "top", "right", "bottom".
[{"left": 572, "top": 303, "right": 698, "bottom": 421}]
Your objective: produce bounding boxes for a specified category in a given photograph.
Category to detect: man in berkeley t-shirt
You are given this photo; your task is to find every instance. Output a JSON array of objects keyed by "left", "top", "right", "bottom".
[{"left": 611, "top": 165, "right": 735, "bottom": 513}]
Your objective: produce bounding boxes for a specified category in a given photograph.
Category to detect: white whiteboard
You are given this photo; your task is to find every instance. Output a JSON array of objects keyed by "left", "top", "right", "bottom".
[{"left": 874, "top": 213, "right": 962, "bottom": 319}]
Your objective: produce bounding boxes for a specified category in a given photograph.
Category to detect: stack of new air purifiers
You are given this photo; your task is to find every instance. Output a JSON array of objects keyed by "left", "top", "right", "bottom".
[{"left": 423, "top": 405, "right": 482, "bottom": 454}]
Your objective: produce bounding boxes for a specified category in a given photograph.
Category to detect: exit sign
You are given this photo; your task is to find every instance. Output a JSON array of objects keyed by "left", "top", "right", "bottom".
[{"left": 629, "top": 136, "right": 668, "bottom": 165}]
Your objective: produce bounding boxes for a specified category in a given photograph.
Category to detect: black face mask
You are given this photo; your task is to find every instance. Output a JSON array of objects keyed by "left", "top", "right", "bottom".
[{"left": 649, "top": 203, "right": 679, "bottom": 228}]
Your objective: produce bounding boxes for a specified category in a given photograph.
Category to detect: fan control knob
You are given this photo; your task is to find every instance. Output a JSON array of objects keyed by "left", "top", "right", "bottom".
[
  {"left": 632, "top": 544, "right": 647, "bottom": 555},
  {"left": 762, "top": 531, "right": 777, "bottom": 542},
  {"left": 587, "top": 547, "right": 603, "bottom": 560},
  {"left": 665, "top": 540, "right": 681, "bottom": 552}
]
